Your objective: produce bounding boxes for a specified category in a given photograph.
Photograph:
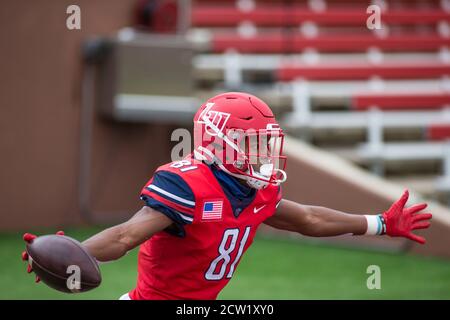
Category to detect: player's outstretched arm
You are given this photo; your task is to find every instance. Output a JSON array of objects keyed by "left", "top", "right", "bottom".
[
  {"left": 264, "top": 190, "right": 432, "bottom": 244},
  {"left": 82, "top": 206, "right": 172, "bottom": 262},
  {"left": 265, "top": 199, "right": 368, "bottom": 236}
]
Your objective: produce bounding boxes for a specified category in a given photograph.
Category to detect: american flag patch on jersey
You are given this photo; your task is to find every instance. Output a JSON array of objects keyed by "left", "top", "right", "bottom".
[{"left": 202, "top": 200, "right": 223, "bottom": 220}]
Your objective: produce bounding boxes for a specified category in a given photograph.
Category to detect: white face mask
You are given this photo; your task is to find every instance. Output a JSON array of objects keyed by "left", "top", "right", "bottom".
[
  {"left": 196, "top": 146, "right": 287, "bottom": 190},
  {"left": 195, "top": 115, "right": 287, "bottom": 190},
  {"left": 245, "top": 163, "right": 287, "bottom": 190},
  {"left": 246, "top": 177, "right": 269, "bottom": 190},
  {"left": 246, "top": 163, "right": 272, "bottom": 188}
]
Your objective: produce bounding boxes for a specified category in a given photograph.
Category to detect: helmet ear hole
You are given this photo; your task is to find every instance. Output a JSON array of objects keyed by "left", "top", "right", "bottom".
[
  {"left": 211, "top": 142, "right": 223, "bottom": 151},
  {"left": 234, "top": 160, "right": 249, "bottom": 171},
  {"left": 234, "top": 161, "right": 244, "bottom": 169}
]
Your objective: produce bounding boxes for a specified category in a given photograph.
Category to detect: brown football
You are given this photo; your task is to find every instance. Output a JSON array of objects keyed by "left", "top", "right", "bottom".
[{"left": 26, "top": 234, "right": 101, "bottom": 293}]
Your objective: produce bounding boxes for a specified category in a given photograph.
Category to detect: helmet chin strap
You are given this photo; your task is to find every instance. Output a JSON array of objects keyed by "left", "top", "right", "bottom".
[
  {"left": 246, "top": 165, "right": 287, "bottom": 189},
  {"left": 198, "top": 146, "right": 286, "bottom": 190},
  {"left": 193, "top": 149, "right": 208, "bottom": 162},
  {"left": 195, "top": 146, "right": 266, "bottom": 189},
  {"left": 246, "top": 174, "right": 270, "bottom": 189},
  {"left": 273, "top": 168, "right": 287, "bottom": 184}
]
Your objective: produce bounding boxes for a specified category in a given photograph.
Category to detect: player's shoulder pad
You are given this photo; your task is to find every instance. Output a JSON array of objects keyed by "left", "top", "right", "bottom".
[
  {"left": 144, "top": 169, "right": 196, "bottom": 210},
  {"left": 155, "top": 158, "right": 210, "bottom": 177}
]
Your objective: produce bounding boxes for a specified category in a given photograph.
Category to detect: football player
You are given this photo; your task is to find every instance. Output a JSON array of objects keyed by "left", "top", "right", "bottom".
[{"left": 22, "top": 92, "right": 432, "bottom": 300}]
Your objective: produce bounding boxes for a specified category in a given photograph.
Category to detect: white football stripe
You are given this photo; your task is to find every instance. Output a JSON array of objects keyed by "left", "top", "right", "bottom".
[
  {"left": 148, "top": 184, "right": 195, "bottom": 207},
  {"left": 177, "top": 211, "right": 194, "bottom": 223}
]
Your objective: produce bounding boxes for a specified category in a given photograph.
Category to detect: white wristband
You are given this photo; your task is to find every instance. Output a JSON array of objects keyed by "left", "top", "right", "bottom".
[{"left": 364, "top": 215, "right": 382, "bottom": 235}]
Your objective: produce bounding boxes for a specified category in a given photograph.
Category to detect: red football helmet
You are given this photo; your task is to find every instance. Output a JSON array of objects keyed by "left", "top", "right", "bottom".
[{"left": 193, "top": 92, "right": 287, "bottom": 189}]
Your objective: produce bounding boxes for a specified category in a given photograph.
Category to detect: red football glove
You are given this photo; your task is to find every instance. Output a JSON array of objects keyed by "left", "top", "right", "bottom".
[
  {"left": 21, "top": 230, "right": 65, "bottom": 283},
  {"left": 382, "top": 190, "right": 432, "bottom": 244}
]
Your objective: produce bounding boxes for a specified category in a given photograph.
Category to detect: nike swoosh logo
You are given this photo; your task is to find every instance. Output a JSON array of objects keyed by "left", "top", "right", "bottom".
[{"left": 253, "top": 205, "right": 266, "bottom": 214}]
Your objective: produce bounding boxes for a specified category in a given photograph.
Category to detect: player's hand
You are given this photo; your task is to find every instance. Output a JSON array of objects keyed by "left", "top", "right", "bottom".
[
  {"left": 21, "top": 230, "right": 65, "bottom": 283},
  {"left": 382, "top": 190, "right": 432, "bottom": 244}
]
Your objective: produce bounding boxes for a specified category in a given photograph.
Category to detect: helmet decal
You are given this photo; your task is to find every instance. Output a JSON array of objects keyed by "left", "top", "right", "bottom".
[{"left": 198, "top": 103, "right": 231, "bottom": 136}]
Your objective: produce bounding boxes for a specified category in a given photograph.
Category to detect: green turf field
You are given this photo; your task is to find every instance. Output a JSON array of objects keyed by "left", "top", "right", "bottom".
[{"left": 1, "top": 227, "right": 449, "bottom": 299}]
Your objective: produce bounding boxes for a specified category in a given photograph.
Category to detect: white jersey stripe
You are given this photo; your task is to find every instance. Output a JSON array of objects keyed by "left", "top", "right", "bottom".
[
  {"left": 148, "top": 184, "right": 195, "bottom": 207},
  {"left": 177, "top": 211, "right": 194, "bottom": 223}
]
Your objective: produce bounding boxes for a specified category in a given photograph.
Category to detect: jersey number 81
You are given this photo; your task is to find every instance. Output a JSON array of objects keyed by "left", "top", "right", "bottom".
[{"left": 205, "top": 226, "right": 251, "bottom": 281}]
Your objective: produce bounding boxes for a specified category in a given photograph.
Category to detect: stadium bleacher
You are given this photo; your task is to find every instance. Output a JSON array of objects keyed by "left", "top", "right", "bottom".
[{"left": 190, "top": 0, "right": 450, "bottom": 203}]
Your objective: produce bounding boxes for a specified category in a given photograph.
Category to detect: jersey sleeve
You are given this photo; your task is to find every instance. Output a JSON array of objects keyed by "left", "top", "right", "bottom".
[{"left": 140, "top": 170, "right": 196, "bottom": 226}]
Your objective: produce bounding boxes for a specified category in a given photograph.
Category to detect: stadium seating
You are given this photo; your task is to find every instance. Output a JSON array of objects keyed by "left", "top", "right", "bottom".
[
  {"left": 277, "top": 63, "right": 450, "bottom": 81},
  {"left": 191, "top": 0, "right": 450, "bottom": 201},
  {"left": 209, "top": 34, "right": 450, "bottom": 53},
  {"left": 192, "top": 7, "right": 450, "bottom": 27},
  {"left": 352, "top": 93, "right": 450, "bottom": 110},
  {"left": 427, "top": 123, "right": 450, "bottom": 140}
]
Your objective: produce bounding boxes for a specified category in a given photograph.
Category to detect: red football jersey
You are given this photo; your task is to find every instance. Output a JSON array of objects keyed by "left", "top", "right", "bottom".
[{"left": 128, "top": 157, "right": 281, "bottom": 300}]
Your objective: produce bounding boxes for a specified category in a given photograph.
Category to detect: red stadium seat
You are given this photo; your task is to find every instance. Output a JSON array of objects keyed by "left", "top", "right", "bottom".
[
  {"left": 192, "top": 6, "right": 288, "bottom": 27},
  {"left": 427, "top": 124, "right": 450, "bottom": 140},
  {"left": 192, "top": 0, "right": 442, "bottom": 10},
  {"left": 277, "top": 63, "right": 450, "bottom": 81},
  {"left": 211, "top": 34, "right": 450, "bottom": 53},
  {"left": 192, "top": 7, "right": 450, "bottom": 27},
  {"left": 352, "top": 93, "right": 450, "bottom": 110}
]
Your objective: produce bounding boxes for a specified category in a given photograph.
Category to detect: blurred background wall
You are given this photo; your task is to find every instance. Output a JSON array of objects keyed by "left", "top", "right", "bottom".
[
  {"left": 1, "top": 0, "right": 450, "bottom": 258},
  {"left": 0, "top": 0, "right": 175, "bottom": 230}
]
